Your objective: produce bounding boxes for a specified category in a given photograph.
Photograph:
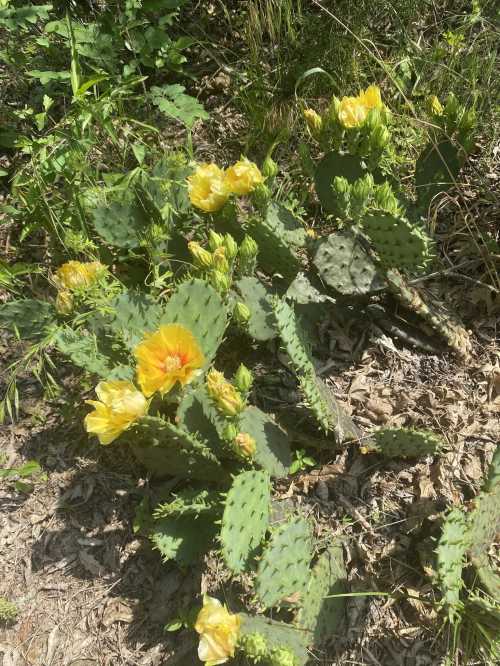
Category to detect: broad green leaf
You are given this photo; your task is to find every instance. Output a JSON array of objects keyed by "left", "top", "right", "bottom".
[{"left": 150, "top": 84, "right": 208, "bottom": 128}]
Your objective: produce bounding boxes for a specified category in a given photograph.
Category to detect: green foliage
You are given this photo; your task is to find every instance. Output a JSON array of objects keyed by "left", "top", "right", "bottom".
[
  {"left": 55, "top": 327, "right": 132, "bottom": 379},
  {"left": 255, "top": 515, "right": 313, "bottom": 609},
  {"left": 239, "top": 614, "right": 309, "bottom": 666},
  {"left": 415, "top": 140, "right": 462, "bottom": 211},
  {"left": 484, "top": 445, "right": 500, "bottom": 493},
  {"left": 235, "top": 276, "right": 277, "bottom": 341},
  {"left": 151, "top": 514, "right": 217, "bottom": 566},
  {"left": 437, "top": 508, "right": 469, "bottom": 620},
  {"left": 150, "top": 85, "right": 208, "bottom": 128},
  {"left": 0, "top": 597, "right": 18, "bottom": 622},
  {"left": 238, "top": 406, "right": 291, "bottom": 478},
  {"left": 468, "top": 484, "right": 500, "bottom": 601},
  {"left": 0, "top": 299, "right": 56, "bottom": 341},
  {"left": 153, "top": 488, "right": 221, "bottom": 519},
  {"left": 367, "top": 427, "right": 444, "bottom": 459},
  {"left": 109, "top": 291, "right": 162, "bottom": 350},
  {"left": 220, "top": 470, "right": 271, "bottom": 573}
]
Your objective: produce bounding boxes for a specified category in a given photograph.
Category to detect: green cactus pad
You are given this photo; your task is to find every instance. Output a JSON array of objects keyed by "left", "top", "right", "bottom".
[
  {"left": 263, "top": 202, "right": 307, "bottom": 248},
  {"left": 415, "top": 140, "right": 462, "bottom": 211},
  {"left": 56, "top": 327, "right": 133, "bottom": 380},
  {"left": 297, "top": 543, "right": 346, "bottom": 646},
  {"left": 468, "top": 484, "right": 500, "bottom": 600},
  {"left": 239, "top": 614, "right": 309, "bottom": 666},
  {"left": 359, "top": 212, "right": 435, "bottom": 273},
  {"left": 246, "top": 216, "right": 302, "bottom": 281},
  {"left": 86, "top": 190, "right": 148, "bottom": 249},
  {"left": 130, "top": 416, "right": 229, "bottom": 483},
  {"left": 314, "top": 152, "right": 365, "bottom": 213},
  {"left": 220, "top": 470, "right": 271, "bottom": 573},
  {"left": 313, "top": 231, "right": 385, "bottom": 296},
  {"left": 368, "top": 427, "right": 444, "bottom": 459},
  {"left": 286, "top": 273, "right": 336, "bottom": 305},
  {"left": 0, "top": 299, "right": 55, "bottom": 340},
  {"left": 436, "top": 507, "right": 469, "bottom": 619},
  {"left": 177, "top": 386, "right": 227, "bottom": 457},
  {"left": 238, "top": 406, "right": 291, "bottom": 478},
  {"left": 153, "top": 488, "right": 222, "bottom": 519},
  {"left": 160, "top": 278, "right": 228, "bottom": 364},
  {"left": 151, "top": 514, "right": 217, "bottom": 566},
  {"left": 255, "top": 515, "right": 313, "bottom": 608},
  {"left": 235, "top": 276, "right": 277, "bottom": 341},
  {"left": 484, "top": 444, "right": 500, "bottom": 493},
  {"left": 109, "top": 291, "right": 162, "bottom": 349},
  {"left": 272, "top": 297, "right": 360, "bottom": 440}
]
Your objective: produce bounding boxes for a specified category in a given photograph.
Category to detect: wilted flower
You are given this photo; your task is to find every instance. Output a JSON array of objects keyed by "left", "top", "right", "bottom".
[
  {"left": 427, "top": 94, "right": 444, "bottom": 116},
  {"left": 338, "top": 96, "right": 367, "bottom": 128},
  {"left": 234, "top": 432, "right": 256, "bottom": 458},
  {"left": 303, "top": 108, "right": 323, "bottom": 135},
  {"left": 134, "top": 324, "right": 205, "bottom": 397},
  {"left": 188, "top": 241, "right": 213, "bottom": 269},
  {"left": 55, "top": 289, "right": 74, "bottom": 315},
  {"left": 195, "top": 595, "right": 240, "bottom": 665},
  {"left": 358, "top": 85, "right": 384, "bottom": 111},
  {"left": 84, "top": 380, "right": 148, "bottom": 445},
  {"left": 54, "top": 260, "right": 105, "bottom": 291},
  {"left": 188, "top": 163, "right": 229, "bottom": 213},
  {"left": 206, "top": 369, "right": 244, "bottom": 417},
  {"left": 224, "top": 158, "right": 264, "bottom": 196}
]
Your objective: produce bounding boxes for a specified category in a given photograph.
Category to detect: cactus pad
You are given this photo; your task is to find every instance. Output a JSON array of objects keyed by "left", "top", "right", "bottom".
[
  {"left": 239, "top": 614, "right": 309, "bottom": 666},
  {"left": 160, "top": 278, "right": 228, "bottom": 364},
  {"left": 235, "top": 276, "right": 277, "bottom": 341},
  {"left": 297, "top": 543, "right": 346, "bottom": 646},
  {"left": 468, "top": 484, "right": 500, "bottom": 600},
  {"left": 367, "top": 427, "right": 444, "bottom": 459},
  {"left": 86, "top": 190, "right": 147, "bottom": 248},
  {"left": 246, "top": 216, "right": 302, "bottom": 281},
  {"left": 220, "top": 470, "right": 271, "bottom": 573},
  {"left": 263, "top": 202, "right": 307, "bottom": 248},
  {"left": 359, "top": 212, "right": 435, "bottom": 273},
  {"left": 314, "top": 151, "right": 365, "bottom": 213},
  {"left": 238, "top": 406, "right": 291, "bottom": 478},
  {"left": 415, "top": 140, "right": 461, "bottom": 210},
  {"left": 484, "top": 444, "right": 500, "bottom": 493},
  {"left": 177, "top": 386, "right": 227, "bottom": 457},
  {"left": 313, "top": 231, "right": 385, "bottom": 296},
  {"left": 153, "top": 488, "right": 222, "bottom": 519},
  {"left": 130, "top": 416, "right": 228, "bottom": 482},
  {"left": 109, "top": 290, "right": 162, "bottom": 349},
  {"left": 0, "top": 299, "right": 55, "bottom": 340},
  {"left": 286, "top": 273, "right": 335, "bottom": 305},
  {"left": 436, "top": 507, "right": 469, "bottom": 619},
  {"left": 151, "top": 514, "right": 217, "bottom": 566},
  {"left": 255, "top": 515, "right": 313, "bottom": 608}
]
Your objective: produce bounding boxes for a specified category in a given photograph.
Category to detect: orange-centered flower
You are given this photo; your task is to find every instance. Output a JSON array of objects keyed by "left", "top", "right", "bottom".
[
  {"left": 195, "top": 596, "right": 240, "bottom": 665},
  {"left": 134, "top": 324, "right": 205, "bottom": 397},
  {"left": 84, "top": 380, "right": 148, "bottom": 446}
]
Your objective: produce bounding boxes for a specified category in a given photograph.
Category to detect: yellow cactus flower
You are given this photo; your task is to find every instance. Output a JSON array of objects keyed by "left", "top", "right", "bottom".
[
  {"left": 358, "top": 85, "right": 383, "bottom": 110},
  {"left": 206, "top": 369, "right": 244, "bottom": 417},
  {"left": 188, "top": 163, "right": 229, "bottom": 213},
  {"left": 303, "top": 108, "right": 323, "bottom": 134},
  {"left": 224, "top": 158, "right": 264, "bottom": 196},
  {"left": 338, "top": 96, "right": 367, "bottom": 128},
  {"left": 428, "top": 95, "right": 444, "bottom": 116},
  {"left": 234, "top": 432, "right": 256, "bottom": 458},
  {"left": 54, "top": 260, "right": 105, "bottom": 291},
  {"left": 134, "top": 324, "right": 205, "bottom": 397},
  {"left": 195, "top": 595, "right": 240, "bottom": 665},
  {"left": 84, "top": 380, "right": 148, "bottom": 446},
  {"left": 212, "top": 247, "right": 229, "bottom": 273},
  {"left": 55, "top": 289, "right": 74, "bottom": 315},
  {"left": 188, "top": 241, "right": 213, "bottom": 268}
]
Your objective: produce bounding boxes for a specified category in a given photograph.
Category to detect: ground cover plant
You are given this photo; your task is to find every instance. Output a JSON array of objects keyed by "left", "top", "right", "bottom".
[{"left": 0, "top": 1, "right": 499, "bottom": 665}]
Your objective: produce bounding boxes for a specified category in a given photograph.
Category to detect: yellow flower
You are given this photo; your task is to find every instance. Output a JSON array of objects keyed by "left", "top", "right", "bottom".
[
  {"left": 303, "top": 108, "right": 323, "bottom": 135},
  {"left": 134, "top": 324, "right": 205, "bottom": 397},
  {"left": 338, "top": 96, "right": 367, "bottom": 128},
  {"left": 55, "top": 289, "right": 74, "bottom": 314},
  {"left": 188, "top": 241, "right": 213, "bottom": 268},
  {"left": 358, "top": 85, "right": 383, "bottom": 111},
  {"left": 234, "top": 432, "right": 256, "bottom": 458},
  {"left": 195, "top": 596, "right": 240, "bottom": 665},
  {"left": 224, "top": 158, "right": 264, "bottom": 196},
  {"left": 54, "top": 260, "right": 105, "bottom": 291},
  {"left": 188, "top": 163, "right": 229, "bottom": 213},
  {"left": 84, "top": 380, "right": 147, "bottom": 446},
  {"left": 428, "top": 95, "right": 444, "bottom": 116},
  {"left": 206, "top": 369, "right": 244, "bottom": 417}
]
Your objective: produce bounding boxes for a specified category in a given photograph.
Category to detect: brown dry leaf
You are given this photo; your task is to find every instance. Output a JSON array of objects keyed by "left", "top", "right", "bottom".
[
  {"left": 79, "top": 551, "right": 106, "bottom": 577},
  {"left": 365, "top": 398, "right": 393, "bottom": 424},
  {"left": 101, "top": 598, "right": 135, "bottom": 627}
]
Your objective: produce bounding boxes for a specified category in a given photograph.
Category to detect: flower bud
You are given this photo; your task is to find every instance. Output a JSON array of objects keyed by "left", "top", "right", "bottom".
[
  {"left": 303, "top": 108, "right": 323, "bottom": 136},
  {"left": 457, "top": 107, "right": 476, "bottom": 135},
  {"left": 251, "top": 182, "right": 271, "bottom": 209},
  {"left": 364, "top": 107, "right": 382, "bottom": 132},
  {"left": 238, "top": 633, "right": 268, "bottom": 661},
  {"left": 262, "top": 155, "right": 278, "bottom": 180},
  {"left": 234, "top": 432, "right": 256, "bottom": 458},
  {"left": 374, "top": 182, "right": 399, "bottom": 214},
  {"left": 55, "top": 289, "right": 74, "bottom": 315},
  {"left": 351, "top": 174, "right": 374, "bottom": 217},
  {"left": 223, "top": 422, "right": 239, "bottom": 442},
  {"left": 233, "top": 363, "right": 253, "bottom": 393},
  {"left": 233, "top": 301, "right": 251, "bottom": 325},
  {"left": 427, "top": 95, "right": 444, "bottom": 116},
  {"left": 332, "top": 176, "right": 351, "bottom": 217},
  {"left": 269, "top": 646, "right": 298, "bottom": 666},
  {"left": 327, "top": 96, "right": 341, "bottom": 124},
  {"left": 444, "top": 92, "right": 459, "bottom": 125},
  {"left": 210, "top": 269, "right": 231, "bottom": 293},
  {"left": 188, "top": 241, "right": 213, "bottom": 269},
  {"left": 208, "top": 229, "right": 224, "bottom": 252},
  {"left": 239, "top": 235, "right": 258, "bottom": 260},
  {"left": 223, "top": 233, "right": 238, "bottom": 260},
  {"left": 206, "top": 369, "right": 245, "bottom": 417},
  {"left": 370, "top": 125, "right": 390, "bottom": 152},
  {"left": 212, "top": 246, "right": 230, "bottom": 273}
]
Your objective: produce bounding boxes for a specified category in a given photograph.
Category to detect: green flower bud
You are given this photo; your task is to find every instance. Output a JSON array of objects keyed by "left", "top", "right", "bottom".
[
  {"left": 364, "top": 107, "right": 382, "bottom": 132},
  {"left": 374, "top": 182, "right": 399, "bottom": 215},
  {"left": 262, "top": 155, "right": 279, "bottom": 180},
  {"left": 222, "top": 422, "right": 239, "bottom": 442},
  {"left": 233, "top": 301, "right": 251, "bottom": 326},
  {"left": 268, "top": 647, "right": 298, "bottom": 666},
  {"left": 327, "top": 95, "right": 341, "bottom": 124},
  {"left": 251, "top": 182, "right": 271, "bottom": 210},
  {"left": 212, "top": 246, "right": 230, "bottom": 273},
  {"left": 238, "top": 632, "right": 268, "bottom": 661},
  {"left": 444, "top": 92, "right": 459, "bottom": 125},
  {"left": 210, "top": 269, "right": 231, "bottom": 294},
  {"left": 239, "top": 235, "right": 258, "bottom": 260},
  {"left": 370, "top": 125, "right": 390, "bottom": 152},
  {"left": 234, "top": 363, "right": 253, "bottom": 393},
  {"left": 188, "top": 241, "right": 213, "bottom": 268},
  {"left": 332, "top": 176, "right": 351, "bottom": 217},
  {"left": 223, "top": 233, "right": 238, "bottom": 260},
  {"left": 457, "top": 107, "right": 476, "bottom": 136},
  {"left": 427, "top": 95, "right": 444, "bottom": 117},
  {"left": 208, "top": 229, "right": 224, "bottom": 252}
]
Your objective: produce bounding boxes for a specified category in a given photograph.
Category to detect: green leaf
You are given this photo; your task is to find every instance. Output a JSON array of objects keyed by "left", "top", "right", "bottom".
[
  {"left": 27, "top": 70, "right": 71, "bottom": 85},
  {"left": 150, "top": 85, "right": 208, "bottom": 128}
]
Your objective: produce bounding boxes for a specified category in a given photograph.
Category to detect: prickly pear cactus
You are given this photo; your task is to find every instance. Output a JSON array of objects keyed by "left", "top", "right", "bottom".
[
  {"left": 246, "top": 216, "right": 302, "bottom": 281},
  {"left": 297, "top": 542, "right": 346, "bottom": 646},
  {"left": 436, "top": 507, "right": 469, "bottom": 620},
  {"left": 468, "top": 484, "right": 500, "bottom": 600},
  {"left": 153, "top": 488, "right": 222, "bottom": 519},
  {"left": 415, "top": 140, "right": 462, "bottom": 211},
  {"left": 0, "top": 299, "right": 55, "bottom": 340},
  {"left": 160, "top": 278, "right": 228, "bottom": 364},
  {"left": 238, "top": 406, "right": 291, "bottom": 478},
  {"left": 151, "top": 514, "right": 218, "bottom": 566},
  {"left": 484, "top": 444, "right": 500, "bottom": 492},
  {"left": 359, "top": 212, "right": 435, "bottom": 273},
  {"left": 220, "top": 470, "right": 271, "bottom": 573},
  {"left": 272, "top": 297, "right": 360, "bottom": 441},
  {"left": 177, "top": 386, "right": 227, "bottom": 457},
  {"left": 314, "top": 151, "right": 365, "bottom": 213},
  {"left": 235, "top": 276, "right": 277, "bottom": 341},
  {"left": 109, "top": 290, "right": 162, "bottom": 349},
  {"left": 130, "top": 416, "right": 229, "bottom": 482},
  {"left": 86, "top": 189, "right": 147, "bottom": 248},
  {"left": 239, "top": 614, "right": 309, "bottom": 666},
  {"left": 263, "top": 202, "right": 307, "bottom": 248},
  {"left": 255, "top": 515, "right": 313, "bottom": 608},
  {"left": 366, "top": 427, "right": 444, "bottom": 459},
  {"left": 286, "top": 272, "right": 335, "bottom": 305},
  {"left": 313, "top": 231, "right": 385, "bottom": 296}
]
